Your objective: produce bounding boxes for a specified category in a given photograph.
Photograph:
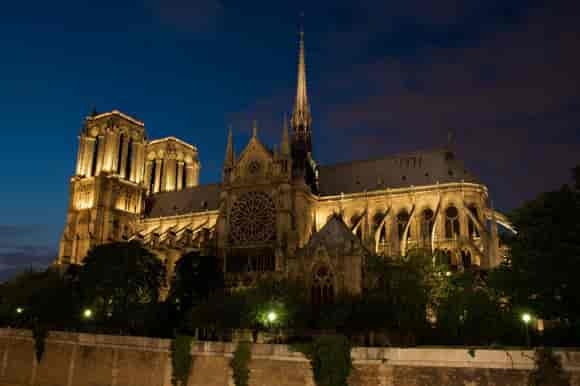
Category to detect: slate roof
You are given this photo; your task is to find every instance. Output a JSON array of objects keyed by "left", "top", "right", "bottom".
[
  {"left": 317, "top": 148, "right": 480, "bottom": 196},
  {"left": 144, "top": 183, "right": 221, "bottom": 218}
]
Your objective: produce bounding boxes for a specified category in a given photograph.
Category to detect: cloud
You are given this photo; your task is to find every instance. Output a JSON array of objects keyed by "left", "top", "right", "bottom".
[
  {"left": 313, "top": 4, "right": 580, "bottom": 209},
  {"left": 147, "top": 0, "right": 224, "bottom": 33},
  {"left": 0, "top": 224, "right": 56, "bottom": 282}
]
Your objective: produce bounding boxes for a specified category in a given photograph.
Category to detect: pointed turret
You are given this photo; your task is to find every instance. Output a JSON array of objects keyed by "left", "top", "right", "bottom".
[
  {"left": 280, "top": 114, "right": 291, "bottom": 157},
  {"left": 252, "top": 120, "right": 258, "bottom": 138},
  {"left": 224, "top": 126, "right": 235, "bottom": 168}
]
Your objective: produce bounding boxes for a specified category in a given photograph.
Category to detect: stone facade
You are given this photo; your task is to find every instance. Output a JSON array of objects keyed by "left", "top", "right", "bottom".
[
  {"left": 0, "top": 329, "right": 579, "bottom": 386},
  {"left": 57, "top": 33, "right": 514, "bottom": 296}
]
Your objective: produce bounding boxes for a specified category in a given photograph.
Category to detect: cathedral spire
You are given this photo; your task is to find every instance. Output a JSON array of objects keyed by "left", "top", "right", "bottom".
[
  {"left": 224, "top": 125, "right": 235, "bottom": 167},
  {"left": 291, "top": 30, "right": 312, "bottom": 135}
]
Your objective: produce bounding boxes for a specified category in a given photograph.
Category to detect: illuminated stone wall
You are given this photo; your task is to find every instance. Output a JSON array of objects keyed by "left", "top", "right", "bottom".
[{"left": 1, "top": 329, "right": 579, "bottom": 386}]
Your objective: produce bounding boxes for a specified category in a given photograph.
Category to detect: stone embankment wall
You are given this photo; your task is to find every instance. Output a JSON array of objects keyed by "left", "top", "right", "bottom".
[{"left": 0, "top": 328, "right": 579, "bottom": 386}]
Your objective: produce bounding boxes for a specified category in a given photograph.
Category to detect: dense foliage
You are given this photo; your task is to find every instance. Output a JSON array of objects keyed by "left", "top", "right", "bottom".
[
  {"left": 230, "top": 341, "right": 251, "bottom": 386},
  {"left": 170, "top": 335, "right": 194, "bottom": 386},
  {"left": 292, "top": 335, "right": 352, "bottom": 386},
  {"left": 78, "top": 241, "right": 166, "bottom": 333}
]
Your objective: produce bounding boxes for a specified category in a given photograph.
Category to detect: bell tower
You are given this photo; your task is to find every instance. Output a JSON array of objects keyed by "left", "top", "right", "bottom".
[{"left": 58, "top": 109, "right": 147, "bottom": 265}]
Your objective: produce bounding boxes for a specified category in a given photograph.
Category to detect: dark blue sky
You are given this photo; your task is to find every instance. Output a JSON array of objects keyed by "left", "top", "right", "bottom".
[{"left": 1, "top": 0, "right": 579, "bottom": 278}]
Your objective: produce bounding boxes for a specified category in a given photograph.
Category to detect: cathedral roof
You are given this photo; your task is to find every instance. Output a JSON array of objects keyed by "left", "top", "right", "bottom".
[
  {"left": 317, "top": 148, "right": 480, "bottom": 196},
  {"left": 144, "top": 183, "right": 221, "bottom": 218}
]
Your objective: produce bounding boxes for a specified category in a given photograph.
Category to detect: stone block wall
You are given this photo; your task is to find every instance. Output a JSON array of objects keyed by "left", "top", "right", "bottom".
[{"left": 0, "top": 328, "right": 578, "bottom": 386}]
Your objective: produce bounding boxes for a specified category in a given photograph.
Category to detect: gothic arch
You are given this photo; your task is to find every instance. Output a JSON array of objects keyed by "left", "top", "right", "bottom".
[{"left": 311, "top": 263, "right": 335, "bottom": 305}]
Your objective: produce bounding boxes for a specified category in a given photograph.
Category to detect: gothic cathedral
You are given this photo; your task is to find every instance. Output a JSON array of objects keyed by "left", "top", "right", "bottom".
[{"left": 58, "top": 33, "right": 513, "bottom": 297}]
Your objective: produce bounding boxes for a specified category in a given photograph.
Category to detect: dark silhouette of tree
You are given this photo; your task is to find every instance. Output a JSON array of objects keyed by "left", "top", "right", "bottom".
[
  {"left": 78, "top": 241, "right": 165, "bottom": 332},
  {"left": 168, "top": 251, "right": 223, "bottom": 312},
  {"left": 0, "top": 268, "right": 79, "bottom": 329}
]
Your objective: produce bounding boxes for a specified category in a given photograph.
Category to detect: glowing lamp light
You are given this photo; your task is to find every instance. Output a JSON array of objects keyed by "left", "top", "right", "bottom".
[
  {"left": 83, "top": 308, "right": 93, "bottom": 319},
  {"left": 267, "top": 311, "right": 277, "bottom": 323},
  {"left": 16, "top": 307, "right": 24, "bottom": 314},
  {"left": 445, "top": 271, "right": 452, "bottom": 277},
  {"left": 522, "top": 313, "right": 531, "bottom": 324}
]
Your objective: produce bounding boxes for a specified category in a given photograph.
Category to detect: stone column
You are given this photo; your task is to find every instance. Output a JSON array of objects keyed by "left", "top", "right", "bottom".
[
  {"left": 84, "top": 137, "right": 96, "bottom": 177},
  {"left": 136, "top": 142, "right": 145, "bottom": 183},
  {"left": 103, "top": 131, "right": 118, "bottom": 172},
  {"left": 75, "top": 136, "right": 86, "bottom": 176},
  {"left": 185, "top": 163, "right": 194, "bottom": 188},
  {"left": 176, "top": 161, "right": 184, "bottom": 191},
  {"left": 154, "top": 159, "right": 162, "bottom": 193},
  {"left": 119, "top": 135, "right": 129, "bottom": 179},
  {"left": 144, "top": 160, "right": 153, "bottom": 194},
  {"left": 164, "top": 158, "right": 177, "bottom": 192},
  {"left": 129, "top": 141, "right": 137, "bottom": 182}
]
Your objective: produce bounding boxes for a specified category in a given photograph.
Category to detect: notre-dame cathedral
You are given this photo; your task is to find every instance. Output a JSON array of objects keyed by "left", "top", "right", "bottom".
[{"left": 58, "top": 32, "right": 513, "bottom": 298}]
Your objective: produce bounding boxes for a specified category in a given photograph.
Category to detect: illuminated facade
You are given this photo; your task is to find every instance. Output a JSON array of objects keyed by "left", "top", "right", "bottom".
[{"left": 58, "top": 33, "right": 513, "bottom": 297}]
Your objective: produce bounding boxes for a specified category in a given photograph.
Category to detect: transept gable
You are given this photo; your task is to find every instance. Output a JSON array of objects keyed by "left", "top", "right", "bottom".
[
  {"left": 302, "top": 215, "right": 366, "bottom": 257},
  {"left": 233, "top": 134, "right": 275, "bottom": 181}
]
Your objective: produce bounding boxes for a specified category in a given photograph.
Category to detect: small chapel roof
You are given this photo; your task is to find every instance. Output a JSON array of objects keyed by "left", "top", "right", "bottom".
[
  {"left": 317, "top": 148, "right": 480, "bottom": 196},
  {"left": 144, "top": 183, "right": 221, "bottom": 218}
]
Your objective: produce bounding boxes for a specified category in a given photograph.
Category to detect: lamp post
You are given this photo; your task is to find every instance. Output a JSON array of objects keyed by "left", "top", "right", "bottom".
[
  {"left": 83, "top": 308, "right": 93, "bottom": 320},
  {"left": 522, "top": 313, "right": 532, "bottom": 347}
]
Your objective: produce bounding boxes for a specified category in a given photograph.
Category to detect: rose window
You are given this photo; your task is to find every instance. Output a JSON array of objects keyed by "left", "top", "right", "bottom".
[{"left": 230, "top": 191, "right": 276, "bottom": 244}]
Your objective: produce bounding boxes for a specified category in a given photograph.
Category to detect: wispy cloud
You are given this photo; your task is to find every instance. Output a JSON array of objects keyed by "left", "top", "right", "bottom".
[{"left": 0, "top": 224, "right": 56, "bottom": 281}]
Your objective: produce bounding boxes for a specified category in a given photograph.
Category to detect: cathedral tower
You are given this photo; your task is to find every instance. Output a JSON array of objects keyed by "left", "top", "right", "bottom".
[
  {"left": 290, "top": 31, "right": 318, "bottom": 193},
  {"left": 58, "top": 110, "right": 147, "bottom": 264}
]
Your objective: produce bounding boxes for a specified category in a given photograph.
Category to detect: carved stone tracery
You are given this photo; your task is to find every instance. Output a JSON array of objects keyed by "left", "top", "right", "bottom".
[{"left": 230, "top": 191, "right": 276, "bottom": 244}]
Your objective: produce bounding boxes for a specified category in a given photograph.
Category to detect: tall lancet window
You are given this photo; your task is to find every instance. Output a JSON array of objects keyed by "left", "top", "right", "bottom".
[
  {"left": 397, "top": 210, "right": 410, "bottom": 241},
  {"left": 421, "top": 208, "right": 434, "bottom": 243},
  {"left": 445, "top": 206, "right": 460, "bottom": 239},
  {"left": 312, "top": 265, "right": 334, "bottom": 305}
]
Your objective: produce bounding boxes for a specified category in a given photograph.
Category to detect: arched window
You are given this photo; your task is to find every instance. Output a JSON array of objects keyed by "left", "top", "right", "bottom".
[
  {"left": 126, "top": 139, "right": 133, "bottom": 180},
  {"left": 461, "top": 250, "right": 472, "bottom": 268},
  {"left": 467, "top": 205, "right": 480, "bottom": 238},
  {"left": 397, "top": 210, "right": 410, "bottom": 241},
  {"left": 312, "top": 265, "right": 334, "bottom": 305},
  {"left": 421, "top": 208, "right": 434, "bottom": 242},
  {"left": 117, "top": 134, "right": 125, "bottom": 175},
  {"left": 445, "top": 206, "right": 460, "bottom": 239}
]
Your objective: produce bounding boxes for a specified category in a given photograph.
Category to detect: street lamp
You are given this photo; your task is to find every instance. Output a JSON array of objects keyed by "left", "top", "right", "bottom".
[
  {"left": 16, "top": 307, "right": 23, "bottom": 314},
  {"left": 521, "top": 313, "right": 532, "bottom": 347},
  {"left": 83, "top": 308, "right": 93, "bottom": 319},
  {"left": 267, "top": 311, "right": 277, "bottom": 323}
]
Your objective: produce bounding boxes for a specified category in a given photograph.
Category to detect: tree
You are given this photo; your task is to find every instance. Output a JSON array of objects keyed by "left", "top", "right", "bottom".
[
  {"left": 500, "top": 166, "right": 580, "bottom": 324},
  {"left": 0, "top": 268, "right": 80, "bottom": 329},
  {"left": 168, "top": 251, "right": 223, "bottom": 312},
  {"left": 78, "top": 241, "right": 166, "bottom": 332},
  {"left": 360, "top": 250, "right": 436, "bottom": 344}
]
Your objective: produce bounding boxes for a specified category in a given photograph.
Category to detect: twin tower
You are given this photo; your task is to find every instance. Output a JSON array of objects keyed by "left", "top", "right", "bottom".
[{"left": 58, "top": 32, "right": 316, "bottom": 264}]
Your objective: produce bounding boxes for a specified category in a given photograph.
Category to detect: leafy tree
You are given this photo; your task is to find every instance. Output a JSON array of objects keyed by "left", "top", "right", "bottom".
[
  {"left": 78, "top": 241, "right": 166, "bottom": 332},
  {"left": 0, "top": 268, "right": 79, "bottom": 329},
  {"left": 498, "top": 166, "right": 580, "bottom": 326},
  {"left": 360, "top": 250, "right": 436, "bottom": 344},
  {"left": 168, "top": 252, "right": 223, "bottom": 312}
]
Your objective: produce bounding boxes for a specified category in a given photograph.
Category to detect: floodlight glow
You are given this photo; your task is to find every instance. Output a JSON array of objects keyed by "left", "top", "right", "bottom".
[
  {"left": 16, "top": 307, "right": 23, "bottom": 314},
  {"left": 83, "top": 308, "right": 93, "bottom": 319},
  {"left": 267, "top": 311, "right": 277, "bottom": 323},
  {"left": 522, "top": 313, "right": 531, "bottom": 324}
]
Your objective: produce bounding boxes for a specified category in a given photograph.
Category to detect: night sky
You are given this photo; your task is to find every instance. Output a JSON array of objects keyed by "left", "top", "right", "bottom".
[{"left": 1, "top": 0, "right": 579, "bottom": 280}]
